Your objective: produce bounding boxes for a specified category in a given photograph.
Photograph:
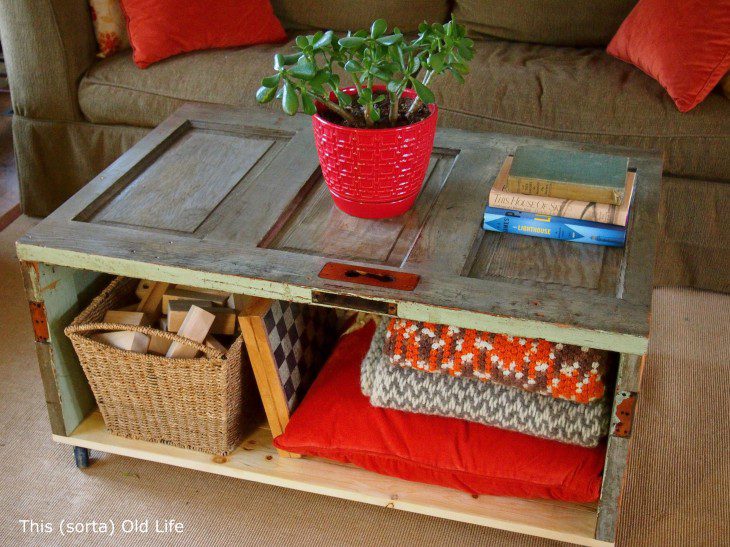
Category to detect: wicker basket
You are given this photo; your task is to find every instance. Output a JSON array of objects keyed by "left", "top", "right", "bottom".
[{"left": 65, "top": 276, "right": 259, "bottom": 455}]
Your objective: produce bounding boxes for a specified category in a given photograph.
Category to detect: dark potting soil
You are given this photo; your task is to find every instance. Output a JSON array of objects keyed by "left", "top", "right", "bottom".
[{"left": 319, "top": 95, "right": 432, "bottom": 129}]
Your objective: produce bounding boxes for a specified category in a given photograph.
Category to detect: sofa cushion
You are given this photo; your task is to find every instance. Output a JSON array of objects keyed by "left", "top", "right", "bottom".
[
  {"left": 270, "top": 0, "right": 450, "bottom": 32},
  {"left": 432, "top": 41, "right": 730, "bottom": 182},
  {"left": 607, "top": 0, "right": 730, "bottom": 113},
  {"left": 120, "top": 0, "right": 286, "bottom": 69},
  {"left": 89, "top": 0, "right": 130, "bottom": 58},
  {"left": 79, "top": 39, "right": 295, "bottom": 126},
  {"left": 453, "top": 0, "right": 637, "bottom": 47},
  {"left": 78, "top": 39, "right": 730, "bottom": 181}
]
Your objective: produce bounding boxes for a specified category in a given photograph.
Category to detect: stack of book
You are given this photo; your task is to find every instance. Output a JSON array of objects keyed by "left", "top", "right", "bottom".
[{"left": 483, "top": 146, "right": 636, "bottom": 247}]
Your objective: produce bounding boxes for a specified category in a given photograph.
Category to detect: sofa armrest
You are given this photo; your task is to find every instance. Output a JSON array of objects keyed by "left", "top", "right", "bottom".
[{"left": 0, "top": 0, "right": 97, "bottom": 121}]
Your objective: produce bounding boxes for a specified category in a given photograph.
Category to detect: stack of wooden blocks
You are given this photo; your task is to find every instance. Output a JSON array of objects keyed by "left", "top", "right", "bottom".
[{"left": 93, "top": 280, "right": 250, "bottom": 358}]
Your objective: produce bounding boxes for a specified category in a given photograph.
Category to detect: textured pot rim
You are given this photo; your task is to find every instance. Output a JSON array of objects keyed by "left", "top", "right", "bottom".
[{"left": 312, "top": 85, "right": 438, "bottom": 134}]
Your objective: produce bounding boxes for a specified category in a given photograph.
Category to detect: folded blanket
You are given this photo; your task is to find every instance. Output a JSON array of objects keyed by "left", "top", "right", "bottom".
[
  {"left": 364, "top": 321, "right": 610, "bottom": 447},
  {"left": 384, "top": 318, "right": 613, "bottom": 404}
]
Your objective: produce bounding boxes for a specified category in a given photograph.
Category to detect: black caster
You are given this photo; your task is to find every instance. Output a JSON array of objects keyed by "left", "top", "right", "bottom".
[{"left": 73, "top": 446, "right": 90, "bottom": 469}]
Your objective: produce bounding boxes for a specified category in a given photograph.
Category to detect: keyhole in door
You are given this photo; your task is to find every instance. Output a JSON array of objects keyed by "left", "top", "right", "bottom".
[{"left": 344, "top": 269, "right": 395, "bottom": 283}]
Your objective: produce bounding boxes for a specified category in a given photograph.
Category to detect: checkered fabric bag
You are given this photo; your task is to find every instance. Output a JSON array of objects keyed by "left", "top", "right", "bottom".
[
  {"left": 262, "top": 301, "right": 338, "bottom": 413},
  {"left": 385, "top": 318, "right": 614, "bottom": 404}
]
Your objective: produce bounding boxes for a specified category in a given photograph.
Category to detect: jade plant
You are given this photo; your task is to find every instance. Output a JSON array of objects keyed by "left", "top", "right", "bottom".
[{"left": 256, "top": 18, "right": 474, "bottom": 128}]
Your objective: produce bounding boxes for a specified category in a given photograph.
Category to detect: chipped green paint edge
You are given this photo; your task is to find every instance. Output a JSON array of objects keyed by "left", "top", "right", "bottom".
[
  {"left": 397, "top": 303, "right": 648, "bottom": 354},
  {"left": 21, "top": 260, "right": 110, "bottom": 435},
  {"left": 17, "top": 243, "right": 312, "bottom": 302},
  {"left": 17, "top": 243, "right": 648, "bottom": 354}
]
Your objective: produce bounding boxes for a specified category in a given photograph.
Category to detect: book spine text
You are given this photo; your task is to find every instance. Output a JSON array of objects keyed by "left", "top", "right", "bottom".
[
  {"left": 506, "top": 176, "right": 622, "bottom": 205},
  {"left": 482, "top": 208, "right": 626, "bottom": 247},
  {"left": 489, "top": 188, "right": 627, "bottom": 225}
]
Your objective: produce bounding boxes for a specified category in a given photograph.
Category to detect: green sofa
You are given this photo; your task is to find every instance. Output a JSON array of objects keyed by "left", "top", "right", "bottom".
[{"left": 0, "top": 0, "right": 727, "bottom": 291}]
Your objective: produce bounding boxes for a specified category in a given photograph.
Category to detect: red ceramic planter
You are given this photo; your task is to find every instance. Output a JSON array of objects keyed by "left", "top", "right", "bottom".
[{"left": 312, "top": 85, "right": 438, "bottom": 219}]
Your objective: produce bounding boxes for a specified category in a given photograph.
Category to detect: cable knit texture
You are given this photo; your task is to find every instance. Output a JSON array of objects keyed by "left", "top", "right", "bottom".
[
  {"left": 384, "top": 318, "right": 613, "bottom": 404},
  {"left": 363, "top": 321, "right": 610, "bottom": 447}
]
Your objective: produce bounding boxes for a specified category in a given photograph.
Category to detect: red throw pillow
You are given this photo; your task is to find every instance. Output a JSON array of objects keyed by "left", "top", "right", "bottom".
[
  {"left": 120, "top": 0, "right": 287, "bottom": 68},
  {"left": 274, "top": 321, "right": 606, "bottom": 502},
  {"left": 607, "top": 0, "right": 730, "bottom": 112}
]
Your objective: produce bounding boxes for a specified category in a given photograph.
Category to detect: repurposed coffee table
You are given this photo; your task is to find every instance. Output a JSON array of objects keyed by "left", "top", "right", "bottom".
[{"left": 17, "top": 104, "right": 661, "bottom": 546}]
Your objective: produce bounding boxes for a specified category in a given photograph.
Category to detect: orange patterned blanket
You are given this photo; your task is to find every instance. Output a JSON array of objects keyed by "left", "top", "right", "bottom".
[{"left": 384, "top": 319, "right": 613, "bottom": 404}]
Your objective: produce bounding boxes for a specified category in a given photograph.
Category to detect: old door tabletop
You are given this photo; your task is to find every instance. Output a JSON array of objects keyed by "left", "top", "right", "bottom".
[{"left": 17, "top": 103, "right": 661, "bottom": 354}]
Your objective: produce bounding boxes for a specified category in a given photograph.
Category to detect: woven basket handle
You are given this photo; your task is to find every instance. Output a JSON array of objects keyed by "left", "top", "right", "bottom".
[{"left": 64, "top": 322, "right": 225, "bottom": 359}]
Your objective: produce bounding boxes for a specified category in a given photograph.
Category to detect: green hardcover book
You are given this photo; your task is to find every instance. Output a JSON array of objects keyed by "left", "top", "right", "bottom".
[{"left": 506, "top": 146, "right": 629, "bottom": 205}]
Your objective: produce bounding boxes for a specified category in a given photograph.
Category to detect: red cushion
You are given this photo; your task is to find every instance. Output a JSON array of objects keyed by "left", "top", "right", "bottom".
[
  {"left": 120, "top": 0, "right": 287, "bottom": 68},
  {"left": 274, "top": 322, "right": 606, "bottom": 502},
  {"left": 607, "top": 0, "right": 730, "bottom": 112}
]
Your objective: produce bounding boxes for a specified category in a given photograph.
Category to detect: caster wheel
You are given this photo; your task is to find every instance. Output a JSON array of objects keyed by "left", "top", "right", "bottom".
[{"left": 73, "top": 446, "right": 90, "bottom": 469}]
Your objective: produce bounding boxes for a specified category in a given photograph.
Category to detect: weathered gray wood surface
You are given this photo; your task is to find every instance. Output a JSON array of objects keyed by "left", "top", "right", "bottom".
[
  {"left": 18, "top": 103, "right": 661, "bottom": 353},
  {"left": 469, "top": 232, "right": 624, "bottom": 292},
  {"left": 265, "top": 154, "right": 453, "bottom": 264}
]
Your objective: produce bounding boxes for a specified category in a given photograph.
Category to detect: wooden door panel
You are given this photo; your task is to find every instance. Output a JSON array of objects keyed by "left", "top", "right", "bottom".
[
  {"left": 262, "top": 152, "right": 456, "bottom": 265},
  {"left": 19, "top": 103, "right": 661, "bottom": 353},
  {"left": 92, "top": 128, "right": 274, "bottom": 233},
  {"left": 201, "top": 130, "right": 321, "bottom": 246},
  {"left": 468, "top": 231, "right": 624, "bottom": 294}
]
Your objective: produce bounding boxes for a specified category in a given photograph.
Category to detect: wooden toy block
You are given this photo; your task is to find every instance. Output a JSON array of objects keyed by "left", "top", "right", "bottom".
[
  {"left": 227, "top": 293, "right": 252, "bottom": 311},
  {"left": 92, "top": 331, "right": 150, "bottom": 354},
  {"left": 103, "top": 310, "right": 150, "bottom": 326},
  {"left": 147, "top": 317, "right": 173, "bottom": 356},
  {"left": 204, "top": 335, "right": 228, "bottom": 354},
  {"left": 162, "top": 287, "right": 228, "bottom": 314},
  {"left": 118, "top": 303, "right": 141, "bottom": 312},
  {"left": 136, "top": 281, "right": 170, "bottom": 321},
  {"left": 148, "top": 335, "right": 173, "bottom": 356},
  {"left": 165, "top": 305, "right": 215, "bottom": 359},
  {"left": 135, "top": 279, "right": 154, "bottom": 300},
  {"left": 148, "top": 319, "right": 172, "bottom": 356},
  {"left": 175, "top": 284, "right": 230, "bottom": 298},
  {"left": 167, "top": 300, "right": 237, "bottom": 335}
]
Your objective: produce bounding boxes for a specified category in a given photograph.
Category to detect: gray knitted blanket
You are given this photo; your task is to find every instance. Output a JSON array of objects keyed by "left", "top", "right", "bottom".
[{"left": 362, "top": 321, "right": 610, "bottom": 447}]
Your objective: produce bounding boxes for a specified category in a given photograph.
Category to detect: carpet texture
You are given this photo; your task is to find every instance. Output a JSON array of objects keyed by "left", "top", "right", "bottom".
[{"left": 1, "top": 215, "right": 728, "bottom": 546}]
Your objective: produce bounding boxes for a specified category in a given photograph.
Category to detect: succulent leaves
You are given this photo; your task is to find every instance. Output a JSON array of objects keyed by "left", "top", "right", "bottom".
[{"left": 256, "top": 18, "right": 474, "bottom": 127}]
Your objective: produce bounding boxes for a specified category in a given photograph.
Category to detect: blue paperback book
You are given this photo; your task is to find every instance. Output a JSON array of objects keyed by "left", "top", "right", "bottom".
[{"left": 483, "top": 207, "right": 626, "bottom": 247}]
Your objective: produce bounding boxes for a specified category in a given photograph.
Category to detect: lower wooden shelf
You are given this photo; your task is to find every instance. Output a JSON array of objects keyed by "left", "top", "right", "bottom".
[{"left": 54, "top": 411, "right": 609, "bottom": 546}]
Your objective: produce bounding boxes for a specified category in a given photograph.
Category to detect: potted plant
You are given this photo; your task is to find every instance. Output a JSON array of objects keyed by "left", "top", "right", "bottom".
[{"left": 256, "top": 19, "right": 474, "bottom": 218}]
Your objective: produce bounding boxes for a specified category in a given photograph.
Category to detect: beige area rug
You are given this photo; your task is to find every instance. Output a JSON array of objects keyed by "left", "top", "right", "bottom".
[{"left": 1, "top": 215, "right": 728, "bottom": 546}]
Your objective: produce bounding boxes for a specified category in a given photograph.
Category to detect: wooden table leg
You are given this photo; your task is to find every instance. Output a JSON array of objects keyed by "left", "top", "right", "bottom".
[
  {"left": 20, "top": 261, "right": 109, "bottom": 436},
  {"left": 595, "top": 353, "right": 645, "bottom": 543}
]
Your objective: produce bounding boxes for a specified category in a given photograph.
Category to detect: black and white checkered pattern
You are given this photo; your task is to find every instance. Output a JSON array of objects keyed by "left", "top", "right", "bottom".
[{"left": 263, "top": 301, "right": 338, "bottom": 413}]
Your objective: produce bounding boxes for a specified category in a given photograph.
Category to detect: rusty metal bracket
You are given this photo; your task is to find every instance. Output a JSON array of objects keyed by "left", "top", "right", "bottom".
[
  {"left": 29, "top": 301, "right": 49, "bottom": 343},
  {"left": 611, "top": 391, "right": 638, "bottom": 438}
]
